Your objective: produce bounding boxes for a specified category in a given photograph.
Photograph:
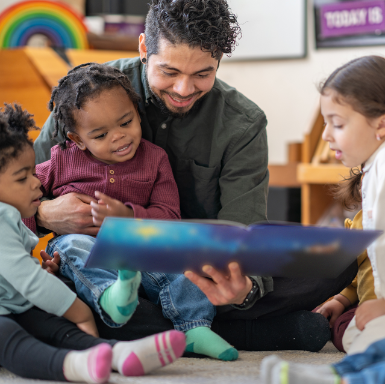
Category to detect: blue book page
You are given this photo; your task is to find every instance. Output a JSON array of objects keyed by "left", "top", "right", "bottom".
[
  {"left": 86, "top": 218, "right": 249, "bottom": 274},
  {"left": 85, "top": 218, "right": 382, "bottom": 278},
  {"left": 239, "top": 224, "right": 381, "bottom": 277}
]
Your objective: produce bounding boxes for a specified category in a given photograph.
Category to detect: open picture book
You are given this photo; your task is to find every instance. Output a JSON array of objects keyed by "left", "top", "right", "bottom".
[{"left": 85, "top": 218, "right": 382, "bottom": 278}]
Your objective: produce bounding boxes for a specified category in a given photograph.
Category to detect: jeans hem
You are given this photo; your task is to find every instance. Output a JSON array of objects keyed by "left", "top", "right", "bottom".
[{"left": 174, "top": 320, "right": 212, "bottom": 332}]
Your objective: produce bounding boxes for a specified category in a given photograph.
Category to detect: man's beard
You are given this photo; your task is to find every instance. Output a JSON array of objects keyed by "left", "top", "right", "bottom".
[
  {"left": 152, "top": 90, "right": 207, "bottom": 118},
  {"left": 145, "top": 72, "right": 208, "bottom": 118}
]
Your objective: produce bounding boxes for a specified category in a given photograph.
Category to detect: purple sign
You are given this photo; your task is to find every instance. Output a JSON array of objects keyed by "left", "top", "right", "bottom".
[{"left": 320, "top": 0, "right": 385, "bottom": 38}]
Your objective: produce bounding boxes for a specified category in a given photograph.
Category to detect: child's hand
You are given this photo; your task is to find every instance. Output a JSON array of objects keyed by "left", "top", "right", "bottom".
[
  {"left": 40, "top": 250, "right": 60, "bottom": 275},
  {"left": 356, "top": 298, "right": 385, "bottom": 331},
  {"left": 317, "top": 298, "right": 346, "bottom": 327},
  {"left": 90, "top": 191, "right": 134, "bottom": 226}
]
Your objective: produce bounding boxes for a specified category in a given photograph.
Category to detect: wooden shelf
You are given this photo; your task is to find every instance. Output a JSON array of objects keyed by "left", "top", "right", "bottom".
[
  {"left": 269, "top": 163, "right": 300, "bottom": 187},
  {"left": 297, "top": 163, "right": 350, "bottom": 184},
  {"left": 23, "top": 47, "right": 138, "bottom": 89}
]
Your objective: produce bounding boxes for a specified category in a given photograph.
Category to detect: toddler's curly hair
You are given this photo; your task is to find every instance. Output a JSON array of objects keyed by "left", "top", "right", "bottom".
[
  {"left": 49, "top": 63, "right": 141, "bottom": 149},
  {"left": 0, "top": 104, "right": 36, "bottom": 173}
]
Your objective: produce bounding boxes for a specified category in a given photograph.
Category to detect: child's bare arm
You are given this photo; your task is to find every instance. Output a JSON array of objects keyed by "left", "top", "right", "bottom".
[{"left": 63, "top": 297, "right": 99, "bottom": 337}]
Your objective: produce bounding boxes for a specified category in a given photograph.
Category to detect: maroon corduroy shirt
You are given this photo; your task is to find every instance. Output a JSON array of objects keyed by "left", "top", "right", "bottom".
[{"left": 24, "top": 139, "right": 181, "bottom": 233}]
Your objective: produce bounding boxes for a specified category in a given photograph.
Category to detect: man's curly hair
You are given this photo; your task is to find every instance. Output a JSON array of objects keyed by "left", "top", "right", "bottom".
[
  {"left": 0, "top": 104, "right": 36, "bottom": 173},
  {"left": 49, "top": 63, "right": 141, "bottom": 149},
  {"left": 145, "top": 0, "right": 241, "bottom": 60}
]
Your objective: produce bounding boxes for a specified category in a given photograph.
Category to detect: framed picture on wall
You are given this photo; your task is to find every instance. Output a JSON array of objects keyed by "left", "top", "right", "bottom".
[
  {"left": 314, "top": 0, "right": 385, "bottom": 48},
  {"left": 223, "top": 0, "right": 307, "bottom": 61}
]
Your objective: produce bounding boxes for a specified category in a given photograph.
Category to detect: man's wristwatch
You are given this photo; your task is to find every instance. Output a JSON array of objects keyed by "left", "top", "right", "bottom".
[{"left": 232, "top": 276, "right": 259, "bottom": 309}]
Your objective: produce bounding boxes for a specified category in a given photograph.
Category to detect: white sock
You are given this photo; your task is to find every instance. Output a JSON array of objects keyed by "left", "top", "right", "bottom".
[
  {"left": 112, "top": 330, "right": 186, "bottom": 376},
  {"left": 63, "top": 343, "right": 112, "bottom": 383},
  {"left": 261, "top": 355, "right": 340, "bottom": 384}
]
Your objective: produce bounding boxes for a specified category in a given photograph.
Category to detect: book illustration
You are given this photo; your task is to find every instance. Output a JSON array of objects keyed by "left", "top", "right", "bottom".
[{"left": 85, "top": 218, "right": 382, "bottom": 278}]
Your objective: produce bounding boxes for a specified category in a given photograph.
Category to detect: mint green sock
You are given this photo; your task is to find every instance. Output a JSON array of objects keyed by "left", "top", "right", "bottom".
[
  {"left": 185, "top": 327, "right": 238, "bottom": 361},
  {"left": 99, "top": 270, "right": 141, "bottom": 324}
]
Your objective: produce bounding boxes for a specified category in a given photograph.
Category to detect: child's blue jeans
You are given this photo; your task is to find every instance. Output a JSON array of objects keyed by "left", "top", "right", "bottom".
[
  {"left": 47, "top": 234, "right": 215, "bottom": 330},
  {"left": 334, "top": 338, "right": 385, "bottom": 384}
]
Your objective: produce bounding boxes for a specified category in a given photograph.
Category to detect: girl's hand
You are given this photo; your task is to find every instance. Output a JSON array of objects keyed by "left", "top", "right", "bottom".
[
  {"left": 356, "top": 298, "right": 385, "bottom": 331},
  {"left": 90, "top": 191, "right": 134, "bottom": 226},
  {"left": 40, "top": 250, "right": 60, "bottom": 275},
  {"left": 316, "top": 299, "right": 346, "bottom": 327}
]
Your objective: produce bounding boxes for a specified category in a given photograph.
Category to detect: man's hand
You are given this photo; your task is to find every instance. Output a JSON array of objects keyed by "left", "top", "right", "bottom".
[
  {"left": 90, "top": 191, "right": 134, "bottom": 226},
  {"left": 356, "top": 298, "right": 385, "bottom": 331},
  {"left": 36, "top": 193, "right": 99, "bottom": 236},
  {"left": 184, "top": 262, "right": 252, "bottom": 306},
  {"left": 317, "top": 297, "right": 347, "bottom": 327},
  {"left": 41, "top": 250, "right": 60, "bottom": 275}
]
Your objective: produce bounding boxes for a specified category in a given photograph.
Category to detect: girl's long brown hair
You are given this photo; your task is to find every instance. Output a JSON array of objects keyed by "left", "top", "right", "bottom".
[{"left": 320, "top": 56, "right": 385, "bottom": 210}]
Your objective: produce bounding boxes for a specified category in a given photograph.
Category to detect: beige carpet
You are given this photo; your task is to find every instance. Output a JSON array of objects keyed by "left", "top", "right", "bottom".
[{"left": 0, "top": 342, "right": 345, "bottom": 383}]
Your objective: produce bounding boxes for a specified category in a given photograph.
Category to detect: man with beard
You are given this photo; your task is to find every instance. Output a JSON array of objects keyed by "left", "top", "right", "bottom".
[{"left": 33, "top": 0, "right": 357, "bottom": 352}]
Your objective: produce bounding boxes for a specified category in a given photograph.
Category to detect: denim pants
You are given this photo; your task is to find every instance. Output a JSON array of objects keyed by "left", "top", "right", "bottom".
[
  {"left": 334, "top": 338, "right": 385, "bottom": 384},
  {"left": 47, "top": 234, "right": 215, "bottom": 331}
]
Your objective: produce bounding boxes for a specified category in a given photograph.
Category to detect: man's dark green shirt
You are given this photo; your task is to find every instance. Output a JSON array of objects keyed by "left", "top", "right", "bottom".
[{"left": 35, "top": 57, "right": 269, "bottom": 225}]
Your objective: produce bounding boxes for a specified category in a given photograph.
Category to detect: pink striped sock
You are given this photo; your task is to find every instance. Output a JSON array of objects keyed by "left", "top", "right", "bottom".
[
  {"left": 63, "top": 343, "right": 112, "bottom": 384},
  {"left": 112, "top": 330, "right": 186, "bottom": 376}
]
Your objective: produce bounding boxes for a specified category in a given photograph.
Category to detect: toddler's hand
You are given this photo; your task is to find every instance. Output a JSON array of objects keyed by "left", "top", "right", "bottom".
[
  {"left": 356, "top": 298, "right": 385, "bottom": 331},
  {"left": 41, "top": 250, "right": 60, "bottom": 275},
  {"left": 317, "top": 299, "right": 346, "bottom": 327},
  {"left": 90, "top": 191, "right": 134, "bottom": 226}
]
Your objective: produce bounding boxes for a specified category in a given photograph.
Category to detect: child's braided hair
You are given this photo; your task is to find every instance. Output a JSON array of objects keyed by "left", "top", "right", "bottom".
[
  {"left": 49, "top": 62, "right": 141, "bottom": 149},
  {"left": 0, "top": 103, "right": 36, "bottom": 173}
]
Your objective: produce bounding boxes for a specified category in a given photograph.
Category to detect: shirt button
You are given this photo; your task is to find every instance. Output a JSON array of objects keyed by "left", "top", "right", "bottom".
[
  {"left": 363, "top": 192, "right": 366, "bottom": 199},
  {"left": 109, "top": 170, "right": 114, "bottom": 175},
  {"left": 110, "top": 178, "right": 115, "bottom": 183},
  {"left": 161, "top": 123, "right": 167, "bottom": 129}
]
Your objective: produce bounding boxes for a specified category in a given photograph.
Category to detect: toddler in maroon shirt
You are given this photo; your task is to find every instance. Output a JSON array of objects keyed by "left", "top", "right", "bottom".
[{"left": 25, "top": 63, "right": 238, "bottom": 361}]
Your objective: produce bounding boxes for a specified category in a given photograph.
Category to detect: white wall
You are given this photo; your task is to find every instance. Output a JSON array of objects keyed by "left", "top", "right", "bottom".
[{"left": 217, "top": 0, "right": 385, "bottom": 164}]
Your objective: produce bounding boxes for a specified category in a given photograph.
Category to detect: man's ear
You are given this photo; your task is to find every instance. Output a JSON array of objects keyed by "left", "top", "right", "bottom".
[
  {"left": 67, "top": 131, "right": 86, "bottom": 151},
  {"left": 139, "top": 33, "right": 147, "bottom": 62},
  {"left": 217, "top": 53, "right": 223, "bottom": 71}
]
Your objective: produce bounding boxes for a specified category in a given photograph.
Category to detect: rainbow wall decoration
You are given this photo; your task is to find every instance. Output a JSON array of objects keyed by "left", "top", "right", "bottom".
[{"left": 0, "top": 1, "right": 88, "bottom": 49}]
